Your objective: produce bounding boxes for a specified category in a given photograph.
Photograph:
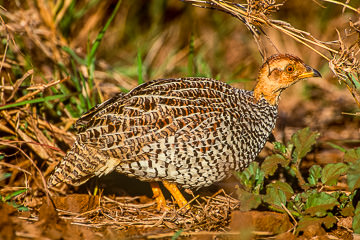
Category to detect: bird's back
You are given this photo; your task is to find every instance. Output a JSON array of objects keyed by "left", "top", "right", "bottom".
[{"left": 48, "top": 77, "right": 278, "bottom": 188}]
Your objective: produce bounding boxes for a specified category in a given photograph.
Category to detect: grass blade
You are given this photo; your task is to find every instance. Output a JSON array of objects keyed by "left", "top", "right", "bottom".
[
  {"left": 4, "top": 189, "right": 27, "bottom": 201},
  {"left": 0, "top": 94, "right": 70, "bottom": 110},
  {"left": 87, "top": 0, "right": 122, "bottom": 64},
  {"left": 86, "top": 0, "right": 122, "bottom": 106},
  {"left": 137, "top": 47, "right": 144, "bottom": 84},
  {"left": 188, "top": 34, "right": 195, "bottom": 76}
]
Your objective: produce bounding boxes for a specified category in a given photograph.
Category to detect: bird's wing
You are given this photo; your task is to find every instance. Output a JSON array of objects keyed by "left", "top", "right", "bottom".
[
  {"left": 74, "top": 78, "right": 175, "bottom": 132},
  {"left": 75, "top": 78, "right": 237, "bottom": 158},
  {"left": 75, "top": 92, "right": 126, "bottom": 132}
]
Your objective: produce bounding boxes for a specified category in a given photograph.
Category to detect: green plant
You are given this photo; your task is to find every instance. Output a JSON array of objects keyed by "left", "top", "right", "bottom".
[
  {"left": 66, "top": 0, "right": 122, "bottom": 110},
  {"left": 235, "top": 127, "right": 360, "bottom": 234},
  {"left": 0, "top": 173, "right": 29, "bottom": 211}
]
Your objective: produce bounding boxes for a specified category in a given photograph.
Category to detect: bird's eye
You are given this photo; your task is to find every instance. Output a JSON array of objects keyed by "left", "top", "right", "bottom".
[{"left": 286, "top": 65, "right": 295, "bottom": 73}]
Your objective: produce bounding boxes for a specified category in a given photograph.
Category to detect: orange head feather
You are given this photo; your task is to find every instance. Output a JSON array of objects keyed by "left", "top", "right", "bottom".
[{"left": 253, "top": 54, "right": 321, "bottom": 105}]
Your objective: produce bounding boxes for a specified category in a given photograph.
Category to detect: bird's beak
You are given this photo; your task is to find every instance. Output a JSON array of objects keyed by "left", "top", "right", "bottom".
[{"left": 298, "top": 65, "right": 322, "bottom": 79}]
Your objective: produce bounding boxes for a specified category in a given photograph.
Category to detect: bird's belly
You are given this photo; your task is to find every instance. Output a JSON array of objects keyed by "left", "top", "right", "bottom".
[
  {"left": 116, "top": 158, "right": 231, "bottom": 189},
  {"left": 116, "top": 150, "right": 234, "bottom": 189},
  {"left": 116, "top": 124, "right": 269, "bottom": 189}
]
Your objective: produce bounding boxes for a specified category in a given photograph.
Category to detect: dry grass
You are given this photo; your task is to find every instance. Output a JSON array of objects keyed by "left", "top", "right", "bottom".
[{"left": 60, "top": 192, "right": 238, "bottom": 231}]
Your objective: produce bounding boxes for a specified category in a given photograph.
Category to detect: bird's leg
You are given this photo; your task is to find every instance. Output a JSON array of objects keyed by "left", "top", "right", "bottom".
[
  {"left": 150, "top": 182, "right": 168, "bottom": 211},
  {"left": 162, "top": 180, "right": 189, "bottom": 209}
]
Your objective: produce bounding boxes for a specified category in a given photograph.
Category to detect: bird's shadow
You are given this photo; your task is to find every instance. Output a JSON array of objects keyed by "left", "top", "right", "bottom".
[{"left": 77, "top": 172, "right": 237, "bottom": 201}]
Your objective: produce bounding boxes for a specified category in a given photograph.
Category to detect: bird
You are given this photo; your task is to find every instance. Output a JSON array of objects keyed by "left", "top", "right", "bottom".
[{"left": 48, "top": 54, "right": 321, "bottom": 210}]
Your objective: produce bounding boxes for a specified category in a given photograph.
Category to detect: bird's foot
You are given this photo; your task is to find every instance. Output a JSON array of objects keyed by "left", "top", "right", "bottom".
[
  {"left": 150, "top": 182, "right": 169, "bottom": 211},
  {"left": 162, "top": 180, "right": 190, "bottom": 210}
]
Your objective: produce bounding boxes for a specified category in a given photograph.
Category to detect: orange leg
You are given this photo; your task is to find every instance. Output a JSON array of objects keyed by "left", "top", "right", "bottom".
[
  {"left": 150, "top": 182, "right": 168, "bottom": 211},
  {"left": 162, "top": 180, "right": 189, "bottom": 209}
]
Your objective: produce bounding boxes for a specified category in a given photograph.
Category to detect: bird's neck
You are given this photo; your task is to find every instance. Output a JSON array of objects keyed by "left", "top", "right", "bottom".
[{"left": 253, "top": 79, "right": 282, "bottom": 106}]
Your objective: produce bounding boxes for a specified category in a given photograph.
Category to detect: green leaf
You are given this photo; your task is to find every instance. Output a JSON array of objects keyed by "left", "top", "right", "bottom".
[
  {"left": 261, "top": 154, "right": 289, "bottom": 177},
  {"left": 267, "top": 181, "right": 294, "bottom": 200},
  {"left": 307, "top": 165, "right": 322, "bottom": 186},
  {"left": 344, "top": 148, "right": 360, "bottom": 163},
  {"left": 304, "top": 192, "right": 338, "bottom": 217},
  {"left": 296, "top": 189, "right": 317, "bottom": 203},
  {"left": 264, "top": 184, "right": 287, "bottom": 209},
  {"left": 305, "top": 192, "right": 338, "bottom": 208},
  {"left": 235, "top": 162, "right": 265, "bottom": 193},
  {"left": 321, "top": 163, "right": 348, "bottom": 186},
  {"left": 353, "top": 203, "right": 360, "bottom": 233},
  {"left": 347, "top": 160, "right": 360, "bottom": 191},
  {"left": 273, "top": 141, "right": 287, "bottom": 154},
  {"left": 291, "top": 127, "right": 320, "bottom": 160},
  {"left": 236, "top": 188, "right": 262, "bottom": 211}
]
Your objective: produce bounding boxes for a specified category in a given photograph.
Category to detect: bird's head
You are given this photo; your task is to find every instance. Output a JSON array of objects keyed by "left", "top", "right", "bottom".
[{"left": 253, "top": 54, "right": 322, "bottom": 105}]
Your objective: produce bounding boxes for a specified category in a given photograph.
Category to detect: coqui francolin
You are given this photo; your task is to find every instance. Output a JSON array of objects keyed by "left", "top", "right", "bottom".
[{"left": 48, "top": 54, "right": 321, "bottom": 210}]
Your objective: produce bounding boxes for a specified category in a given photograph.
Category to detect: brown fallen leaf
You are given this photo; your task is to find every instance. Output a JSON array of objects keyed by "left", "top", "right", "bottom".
[{"left": 52, "top": 194, "right": 100, "bottom": 214}]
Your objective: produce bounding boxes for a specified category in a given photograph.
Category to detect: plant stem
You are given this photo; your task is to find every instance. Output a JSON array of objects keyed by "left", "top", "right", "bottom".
[{"left": 293, "top": 162, "right": 309, "bottom": 191}]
